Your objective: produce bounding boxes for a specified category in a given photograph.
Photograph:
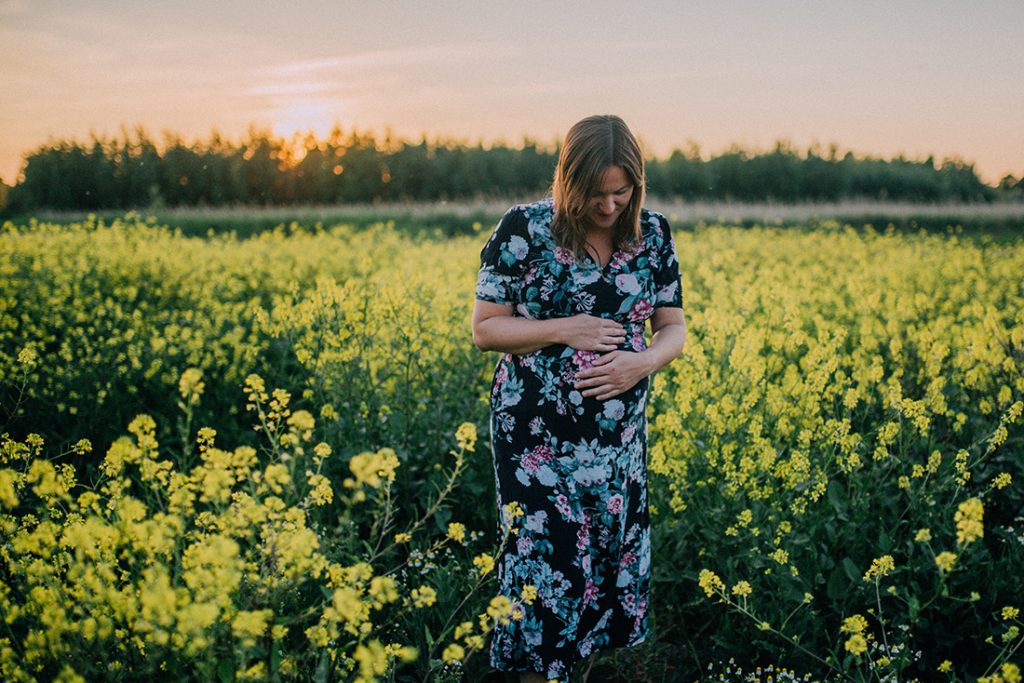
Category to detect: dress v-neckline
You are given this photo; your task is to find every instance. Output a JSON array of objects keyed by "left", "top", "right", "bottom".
[{"left": 583, "top": 243, "right": 617, "bottom": 271}]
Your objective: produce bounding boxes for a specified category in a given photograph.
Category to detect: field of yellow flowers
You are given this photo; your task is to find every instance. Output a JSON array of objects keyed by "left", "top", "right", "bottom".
[{"left": 1, "top": 214, "right": 1022, "bottom": 682}]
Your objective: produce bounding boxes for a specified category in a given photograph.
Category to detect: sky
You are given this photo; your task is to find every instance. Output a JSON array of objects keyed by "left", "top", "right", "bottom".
[{"left": 1, "top": 0, "right": 1022, "bottom": 185}]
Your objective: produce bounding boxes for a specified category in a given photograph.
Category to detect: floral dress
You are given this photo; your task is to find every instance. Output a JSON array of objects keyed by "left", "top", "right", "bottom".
[{"left": 475, "top": 197, "right": 683, "bottom": 681}]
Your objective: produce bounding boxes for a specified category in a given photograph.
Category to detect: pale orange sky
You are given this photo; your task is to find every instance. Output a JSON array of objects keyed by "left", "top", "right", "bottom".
[{"left": 1, "top": 0, "right": 1022, "bottom": 185}]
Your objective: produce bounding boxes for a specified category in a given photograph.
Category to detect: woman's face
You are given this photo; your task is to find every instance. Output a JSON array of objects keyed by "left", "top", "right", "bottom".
[{"left": 587, "top": 165, "right": 633, "bottom": 231}]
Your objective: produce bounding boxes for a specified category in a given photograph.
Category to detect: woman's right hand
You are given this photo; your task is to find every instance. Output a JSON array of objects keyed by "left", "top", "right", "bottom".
[
  {"left": 559, "top": 314, "right": 626, "bottom": 352},
  {"left": 473, "top": 301, "right": 626, "bottom": 355}
]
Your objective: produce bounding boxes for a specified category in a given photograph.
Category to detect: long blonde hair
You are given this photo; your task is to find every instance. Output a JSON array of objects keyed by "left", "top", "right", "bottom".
[{"left": 551, "top": 114, "right": 646, "bottom": 260}]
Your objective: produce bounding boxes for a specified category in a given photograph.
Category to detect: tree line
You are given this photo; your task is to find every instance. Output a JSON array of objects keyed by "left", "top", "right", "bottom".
[{"left": 2, "top": 126, "right": 1022, "bottom": 214}]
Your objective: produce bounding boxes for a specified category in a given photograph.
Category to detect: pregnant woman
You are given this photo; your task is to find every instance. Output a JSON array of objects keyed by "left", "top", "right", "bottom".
[{"left": 472, "top": 114, "right": 687, "bottom": 682}]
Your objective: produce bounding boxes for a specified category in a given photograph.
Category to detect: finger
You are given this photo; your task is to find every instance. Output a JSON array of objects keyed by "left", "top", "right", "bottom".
[{"left": 575, "top": 371, "right": 609, "bottom": 386}]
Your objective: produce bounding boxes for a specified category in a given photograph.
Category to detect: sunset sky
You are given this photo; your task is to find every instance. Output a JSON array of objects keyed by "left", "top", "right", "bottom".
[{"left": 1, "top": 0, "right": 1022, "bottom": 185}]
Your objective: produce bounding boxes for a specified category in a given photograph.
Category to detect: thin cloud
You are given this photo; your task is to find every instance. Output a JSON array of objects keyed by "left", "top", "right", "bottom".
[{"left": 0, "top": 0, "right": 29, "bottom": 16}]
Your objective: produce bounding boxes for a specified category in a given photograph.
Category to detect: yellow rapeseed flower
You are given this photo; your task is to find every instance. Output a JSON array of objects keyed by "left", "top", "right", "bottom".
[
  {"left": 442, "top": 643, "right": 465, "bottom": 664},
  {"left": 698, "top": 569, "right": 725, "bottom": 598},
  {"left": 346, "top": 448, "right": 400, "bottom": 489},
  {"left": 841, "top": 614, "right": 868, "bottom": 634},
  {"left": 731, "top": 581, "right": 753, "bottom": 597},
  {"left": 447, "top": 522, "right": 466, "bottom": 543},
  {"left": 915, "top": 528, "right": 932, "bottom": 542},
  {"left": 934, "top": 551, "right": 957, "bottom": 573},
  {"left": 231, "top": 609, "right": 273, "bottom": 647},
  {"left": 1002, "top": 606, "right": 1020, "bottom": 620},
  {"left": 368, "top": 576, "right": 399, "bottom": 607},
  {"left": 455, "top": 621, "right": 474, "bottom": 639},
  {"left": 410, "top": 586, "right": 437, "bottom": 608},
  {"left": 178, "top": 368, "right": 205, "bottom": 405},
  {"left": 955, "top": 497, "right": 984, "bottom": 545},
  {"left": 844, "top": 634, "right": 868, "bottom": 656},
  {"left": 0, "top": 469, "right": 19, "bottom": 508},
  {"left": 473, "top": 553, "right": 495, "bottom": 576},
  {"left": 937, "top": 660, "right": 953, "bottom": 673},
  {"left": 306, "top": 473, "right": 333, "bottom": 506},
  {"left": 17, "top": 346, "right": 38, "bottom": 367},
  {"left": 455, "top": 422, "right": 477, "bottom": 452},
  {"left": 352, "top": 640, "right": 389, "bottom": 682},
  {"left": 487, "top": 595, "right": 514, "bottom": 625},
  {"left": 332, "top": 587, "right": 366, "bottom": 624},
  {"left": 287, "top": 409, "right": 315, "bottom": 433},
  {"left": 313, "top": 442, "right": 332, "bottom": 460},
  {"left": 502, "top": 501, "right": 524, "bottom": 524},
  {"left": 863, "top": 555, "right": 895, "bottom": 582}
]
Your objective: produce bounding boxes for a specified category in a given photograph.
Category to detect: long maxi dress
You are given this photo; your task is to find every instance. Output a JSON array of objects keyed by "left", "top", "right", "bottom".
[{"left": 475, "top": 197, "right": 684, "bottom": 681}]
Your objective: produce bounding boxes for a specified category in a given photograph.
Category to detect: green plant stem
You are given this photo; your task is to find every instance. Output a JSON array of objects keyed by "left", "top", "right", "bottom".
[
  {"left": 873, "top": 579, "right": 896, "bottom": 683},
  {"left": 713, "top": 589, "right": 852, "bottom": 681}
]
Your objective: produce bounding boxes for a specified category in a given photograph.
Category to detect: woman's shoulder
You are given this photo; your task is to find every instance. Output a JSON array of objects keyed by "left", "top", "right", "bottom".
[
  {"left": 639, "top": 207, "right": 672, "bottom": 243},
  {"left": 499, "top": 197, "right": 554, "bottom": 238},
  {"left": 486, "top": 197, "right": 553, "bottom": 250},
  {"left": 506, "top": 196, "right": 554, "bottom": 222}
]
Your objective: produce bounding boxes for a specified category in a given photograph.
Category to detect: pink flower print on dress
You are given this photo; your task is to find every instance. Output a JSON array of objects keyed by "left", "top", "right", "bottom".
[
  {"left": 519, "top": 444, "right": 552, "bottom": 474},
  {"left": 554, "top": 493, "right": 571, "bottom": 519},
  {"left": 628, "top": 326, "right": 645, "bottom": 352},
  {"left": 621, "top": 423, "right": 637, "bottom": 445},
  {"left": 520, "top": 451, "right": 542, "bottom": 473},
  {"left": 554, "top": 246, "right": 575, "bottom": 266},
  {"left": 606, "top": 494, "right": 624, "bottom": 514},
  {"left": 628, "top": 299, "right": 654, "bottom": 322},
  {"left": 583, "top": 578, "right": 599, "bottom": 606},
  {"left": 572, "top": 349, "right": 600, "bottom": 369},
  {"left": 493, "top": 363, "right": 508, "bottom": 393},
  {"left": 614, "top": 273, "right": 641, "bottom": 295}
]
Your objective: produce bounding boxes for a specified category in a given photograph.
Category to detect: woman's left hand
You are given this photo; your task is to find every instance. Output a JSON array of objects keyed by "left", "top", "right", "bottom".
[{"left": 574, "top": 350, "right": 653, "bottom": 401}]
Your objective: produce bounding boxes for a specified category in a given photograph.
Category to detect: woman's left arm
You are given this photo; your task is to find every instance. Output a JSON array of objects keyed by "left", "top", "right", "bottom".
[{"left": 574, "top": 307, "right": 687, "bottom": 401}]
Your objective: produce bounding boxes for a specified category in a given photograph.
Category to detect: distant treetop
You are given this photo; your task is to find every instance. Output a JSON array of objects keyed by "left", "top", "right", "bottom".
[{"left": 2, "top": 126, "right": 1017, "bottom": 214}]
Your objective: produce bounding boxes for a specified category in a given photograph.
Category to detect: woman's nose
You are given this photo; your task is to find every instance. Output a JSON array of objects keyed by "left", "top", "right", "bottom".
[{"left": 600, "top": 196, "right": 616, "bottom": 212}]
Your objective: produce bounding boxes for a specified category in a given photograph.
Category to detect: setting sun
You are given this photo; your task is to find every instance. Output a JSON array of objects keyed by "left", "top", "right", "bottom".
[{"left": 270, "top": 99, "right": 343, "bottom": 142}]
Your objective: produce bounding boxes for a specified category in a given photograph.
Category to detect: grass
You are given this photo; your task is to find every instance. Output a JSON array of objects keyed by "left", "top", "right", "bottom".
[{"left": 19, "top": 197, "right": 1024, "bottom": 240}]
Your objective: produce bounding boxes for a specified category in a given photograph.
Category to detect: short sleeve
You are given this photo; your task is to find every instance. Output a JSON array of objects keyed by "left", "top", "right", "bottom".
[
  {"left": 650, "top": 213, "right": 684, "bottom": 309},
  {"left": 475, "top": 207, "right": 531, "bottom": 306}
]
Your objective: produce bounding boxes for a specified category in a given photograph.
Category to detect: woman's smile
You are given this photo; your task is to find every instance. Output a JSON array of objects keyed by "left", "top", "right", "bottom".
[{"left": 588, "top": 165, "right": 633, "bottom": 229}]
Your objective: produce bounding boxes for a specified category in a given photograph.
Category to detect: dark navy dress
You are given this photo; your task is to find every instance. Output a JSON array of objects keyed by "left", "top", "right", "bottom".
[{"left": 475, "top": 198, "right": 683, "bottom": 681}]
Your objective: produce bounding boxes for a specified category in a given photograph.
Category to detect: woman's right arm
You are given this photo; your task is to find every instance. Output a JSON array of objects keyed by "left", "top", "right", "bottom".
[{"left": 472, "top": 300, "right": 626, "bottom": 355}]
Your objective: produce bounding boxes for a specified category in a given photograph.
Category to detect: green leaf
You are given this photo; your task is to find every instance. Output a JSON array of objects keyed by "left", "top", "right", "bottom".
[
  {"left": 827, "top": 566, "right": 848, "bottom": 600},
  {"left": 314, "top": 651, "right": 331, "bottom": 683},
  {"left": 842, "top": 557, "right": 861, "bottom": 582},
  {"left": 907, "top": 593, "right": 920, "bottom": 621},
  {"left": 827, "top": 480, "right": 845, "bottom": 513},
  {"left": 424, "top": 624, "right": 435, "bottom": 649},
  {"left": 877, "top": 529, "right": 893, "bottom": 553},
  {"left": 217, "top": 659, "right": 234, "bottom": 683}
]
